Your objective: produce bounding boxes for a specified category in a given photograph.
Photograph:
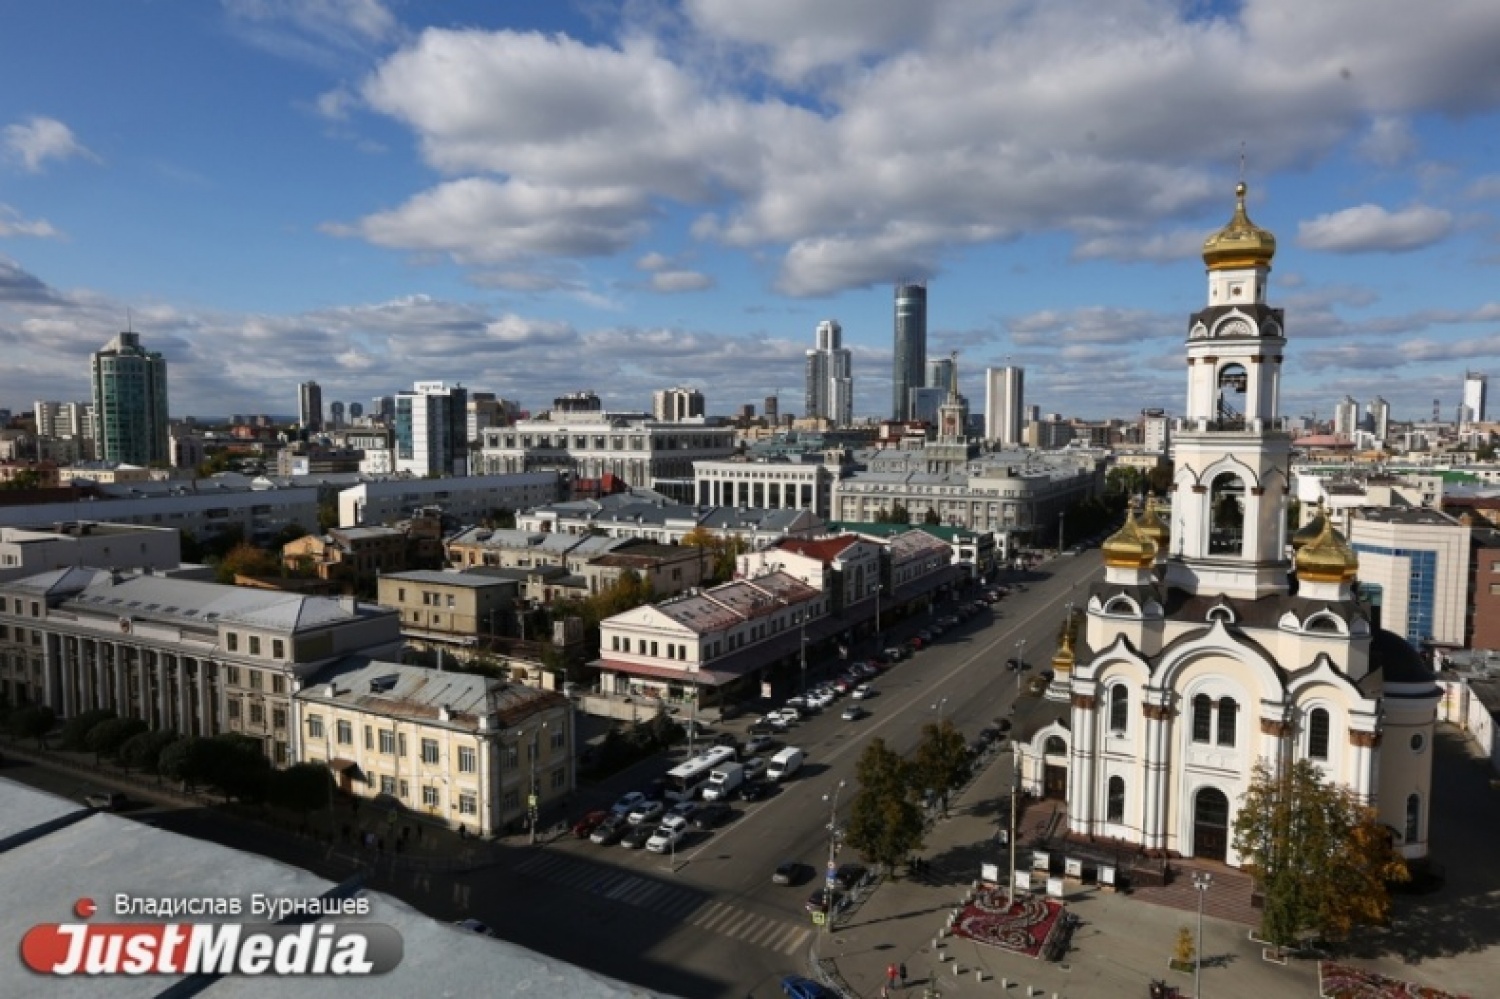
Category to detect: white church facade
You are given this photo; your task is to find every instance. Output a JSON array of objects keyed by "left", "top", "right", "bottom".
[{"left": 1014, "top": 184, "right": 1439, "bottom": 868}]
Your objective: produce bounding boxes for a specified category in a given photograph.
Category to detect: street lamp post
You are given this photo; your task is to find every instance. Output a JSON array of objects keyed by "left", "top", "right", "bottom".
[
  {"left": 1006, "top": 744, "right": 1021, "bottom": 907},
  {"left": 1013, "top": 638, "right": 1028, "bottom": 705},
  {"left": 1193, "top": 872, "right": 1212, "bottom": 998},
  {"left": 822, "top": 779, "right": 847, "bottom": 933},
  {"left": 687, "top": 665, "right": 698, "bottom": 758}
]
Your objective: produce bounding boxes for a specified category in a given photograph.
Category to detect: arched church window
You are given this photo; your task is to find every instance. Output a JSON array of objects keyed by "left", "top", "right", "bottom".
[
  {"left": 1109, "top": 685, "right": 1129, "bottom": 734},
  {"left": 1191, "top": 694, "right": 1212, "bottom": 743},
  {"left": 1216, "top": 697, "right": 1238, "bottom": 747},
  {"left": 1044, "top": 735, "right": 1067, "bottom": 757},
  {"left": 1404, "top": 793, "right": 1420, "bottom": 843},
  {"left": 1107, "top": 776, "right": 1126, "bottom": 824},
  {"left": 1308, "top": 708, "right": 1330, "bottom": 761},
  {"left": 1208, "top": 472, "right": 1246, "bottom": 556},
  {"left": 1306, "top": 614, "right": 1341, "bottom": 634}
]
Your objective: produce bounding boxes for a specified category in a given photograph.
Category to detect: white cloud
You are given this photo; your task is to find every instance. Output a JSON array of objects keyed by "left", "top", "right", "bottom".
[
  {"left": 648, "top": 270, "right": 714, "bottom": 293},
  {"left": 1465, "top": 174, "right": 1500, "bottom": 201},
  {"left": 1071, "top": 228, "right": 1205, "bottom": 263},
  {"left": 636, "top": 252, "right": 671, "bottom": 272},
  {"left": 1297, "top": 204, "right": 1454, "bottom": 253},
  {"left": 3, "top": 117, "right": 99, "bottom": 173},
  {"left": 223, "top": 0, "right": 399, "bottom": 65},
  {"left": 0, "top": 205, "right": 62, "bottom": 239},
  {"left": 684, "top": 0, "right": 938, "bottom": 80},
  {"left": 1356, "top": 115, "right": 1417, "bottom": 166}
]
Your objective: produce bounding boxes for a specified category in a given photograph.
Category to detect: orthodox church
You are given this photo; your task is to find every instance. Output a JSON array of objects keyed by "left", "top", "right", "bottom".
[{"left": 1014, "top": 184, "right": 1439, "bottom": 867}]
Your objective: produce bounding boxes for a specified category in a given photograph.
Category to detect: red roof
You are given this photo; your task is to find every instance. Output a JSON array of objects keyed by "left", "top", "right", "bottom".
[{"left": 772, "top": 534, "right": 860, "bottom": 564}]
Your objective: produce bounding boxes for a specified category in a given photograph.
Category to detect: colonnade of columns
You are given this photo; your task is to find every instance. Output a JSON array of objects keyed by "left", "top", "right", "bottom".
[{"left": 42, "top": 633, "right": 219, "bottom": 737}]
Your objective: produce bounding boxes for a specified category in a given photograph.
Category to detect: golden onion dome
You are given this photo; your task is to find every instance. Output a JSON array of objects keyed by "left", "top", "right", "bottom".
[
  {"left": 1295, "top": 513, "right": 1358, "bottom": 583},
  {"left": 1102, "top": 508, "right": 1157, "bottom": 570},
  {"left": 1202, "top": 182, "right": 1277, "bottom": 271},
  {"left": 1052, "top": 628, "right": 1076, "bottom": 674},
  {"left": 1291, "top": 506, "right": 1327, "bottom": 551},
  {"left": 1138, "top": 493, "right": 1170, "bottom": 552}
]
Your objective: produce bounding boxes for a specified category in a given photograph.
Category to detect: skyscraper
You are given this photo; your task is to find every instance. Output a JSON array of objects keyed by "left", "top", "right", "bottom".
[
  {"left": 984, "top": 366, "right": 1024, "bottom": 445},
  {"left": 395, "top": 382, "right": 469, "bottom": 477},
  {"left": 90, "top": 331, "right": 169, "bottom": 466},
  {"left": 1333, "top": 395, "right": 1359, "bottom": 438},
  {"left": 652, "top": 387, "right": 706, "bottom": 422},
  {"left": 298, "top": 381, "right": 323, "bottom": 432},
  {"left": 892, "top": 283, "right": 927, "bottom": 421},
  {"left": 1367, "top": 397, "right": 1390, "bottom": 440},
  {"left": 927, "top": 356, "right": 955, "bottom": 395},
  {"left": 1463, "top": 371, "right": 1487, "bottom": 424},
  {"left": 804, "top": 320, "right": 853, "bottom": 425}
]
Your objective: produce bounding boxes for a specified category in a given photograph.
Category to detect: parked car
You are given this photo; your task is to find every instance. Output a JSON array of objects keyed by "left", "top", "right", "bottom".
[
  {"left": 610, "top": 791, "right": 647, "bottom": 816},
  {"left": 781, "top": 974, "right": 835, "bottom": 999},
  {"left": 883, "top": 646, "right": 907, "bottom": 661},
  {"left": 939, "top": 615, "right": 960, "bottom": 628},
  {"left": 627, "top": 800, "right": 665, "bottom": 825},
  {"left": 832, "top": 864, "right": 868, "bottom": 891},
  {"left": 739, "top": 781, "right": 772, "bottom": 802},
  {"left": 840, "top": 705, "right": 865, "bottom": 721},
  {"left": 744, "top": 734, "right": 774, "bottom": 755},
  {"left": 851, "top": 684, "right": 873, "bottom": 700},
  {"left": 83, "top": 790, "right": 127, "bottom": 811},
  {"left": 571, "top": 809, "right": 610, "bottom": 838},
  {"left": 690, "top": 802, "right": 733, "bottom": 830},
  {"left": 590, "top": 814, "right": 628, "bottom": 845},
  {"left": 713, "top": 732, "right": 741, "bottom": 753},
  {"left": 773, "top": 860, "right": 808, "bottom": 885},
  {"left": 646, "top": 824, "right": 686, "bottom": 853},
  {"left": 619, "top": 823, "right": 656, "bottom": 849},
  {"left": 742, "top": 756, "right": 769, "bottom": 780},
  {"left": 805, "top": 888, "right": 842, "bottom": 914},
  {"left": 667, "top": 800, "right": 699, "bottom": 821}
]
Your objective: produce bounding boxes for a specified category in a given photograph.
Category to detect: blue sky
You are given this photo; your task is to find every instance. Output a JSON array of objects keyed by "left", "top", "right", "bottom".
[{"left": 3, "top": 0, "right": 1500, "bottom": 425}]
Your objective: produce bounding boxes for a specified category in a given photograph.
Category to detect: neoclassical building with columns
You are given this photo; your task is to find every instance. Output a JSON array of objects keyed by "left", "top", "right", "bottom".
[
  {"left": 1014, "top": 185, "right": 1439, "bottom": 867},
  {"left": 0, "top": 567, "right": 402, "bottom": 764}
]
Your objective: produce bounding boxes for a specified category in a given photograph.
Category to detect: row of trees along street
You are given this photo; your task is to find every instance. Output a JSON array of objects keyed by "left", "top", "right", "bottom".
[{"left": 845, "top": 721, "right": 972, "bottom": 874}]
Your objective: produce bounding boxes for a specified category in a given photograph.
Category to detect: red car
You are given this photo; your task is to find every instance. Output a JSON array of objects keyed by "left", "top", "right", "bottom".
[{"left": 571, "top": 809, "right": 610, "bottom": 838}]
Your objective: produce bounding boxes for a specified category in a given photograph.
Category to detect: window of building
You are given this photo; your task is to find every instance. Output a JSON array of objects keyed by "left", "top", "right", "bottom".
[
  {"left": 1107, "top": 775, "right": 1125, "bottom": 824},
  {"left": 336, "top": 720, "right": 352, "bottom": 745},
  {"left": 446, "top": 594, "right": 455, "bottom": 608},
  {"left": 364, "top": 725, "right": 373, "bottom": 750},
  {"left": 1109, "top": 684, "right": 1129, "bottom": 734},
  {"left": 249, "top": 670, "right": 263, "bottom": 691},
  {"left": 505, "top": 744, "right": 518, "bottom": 768},
  {"left": 397, "top": 733, "right": 407, "bottom": 757},
  {"left": 379, "top": 730, "right": 395, "bottom": 754},
  {"left": 1404, "top": 793, "right": 1420, "bottom": 842},
  {"left": 398, "top": 779, "right": 409, "bottom": 799},
  {"left": 226, "top": 633, "right": 239, "bottom": 652},
  {"left": 225, "top": 666, "right": 240, "bottom": 686},
  {"left": 503, "top": 789, "right": 519, "bottom": 811},
  {"left": 380, "top": 776, "right": 396, "bottom": 795},
  {"left": 1308, "top": 708, "right": 1330, "bottom": 760},
  {"left": 550, "top": 728, "right": 565, "bottom": 750},
  {"left": 308, "top": 715, "right": 324, "bottom": 739},
  {"left": 550, "top": 769, "right": 566, "bottom": 790},
  {"left": 1191, "top": 694, "right": 1212, "bottom": 743},
  {"left": 422, "top": 785, "right": 440, "bottom": 808},
  {"left": 272, "top": 707, "right": 286, "bottom": 729},
  {"left": 272, "top": 639, "right": 285, "bottom": 659},
  {"left": 249, "top": 636, "right": 261, "bottom": 656},
  {"left": 273, "top": 740, "right": 287, "bottom": 765},
  {"left": 249, "top": 703, "right": 264, "bottom": 725},
  {"left": 272, "top": 675, "right": 285, "bottom": 694},
  {"left": 458, "top": 746, "right": 476, "bottom": 773},
  {"left": 422, "top": 738, "right": 440, "bottom": 765},
  {"left": 227, "top": 697, "right": 241, "bottom": 720},
  {"left": 1216, "top": 698, "right": 1238, "bottom": 747},
  {"left": 459, "top": 792, "right": 477, "bottom": 816}
]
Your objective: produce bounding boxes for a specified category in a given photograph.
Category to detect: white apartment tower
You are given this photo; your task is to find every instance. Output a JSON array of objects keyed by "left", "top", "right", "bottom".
[
  {"left": 395, "top": 381, "right": 469, "bottom": 477},
  {"left": 1333, "top": 395, "right": 1360, "bottom": 439},
  {"left": 804, "top": 320, "right": 853, "bottom": 426},
  {"left": 984, "top": 366, "right": 1024, "bottom": 445},
  {"left": 1367, "top": 397, "right": 1391, "bottom": 441},
  {"left": 652, "top": 387, "right": 706, "bottom": 423},
  {"left": 1463, "top": 371, "right": 1487, "bottom": 425}
]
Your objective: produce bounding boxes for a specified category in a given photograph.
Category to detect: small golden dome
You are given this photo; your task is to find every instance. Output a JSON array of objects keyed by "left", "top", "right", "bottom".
[
  {"left": 1103, "top": 505, "right": 1157, "bottom": 570},
  {"left": 1202, "top": 181, "right": 1277, "bottom": 271},
  {"left": 1138, "top": 493, "right": 1170, "bottom": 553},
  {"left": 1291, "top": 505, "right": 1327, "bottom": 551},
  {"left": 1052, "top": 628, "right": 1075, "bottom": 674},
  {"left": 1295, "top": 513, "right": 1358, "bottom": 583}
]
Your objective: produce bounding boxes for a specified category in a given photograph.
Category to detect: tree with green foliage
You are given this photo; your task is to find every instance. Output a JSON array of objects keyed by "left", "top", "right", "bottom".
[
  {"left": 7, "top": 705, "right": 56, "bottom": 747},
  {"left": 119, "top": 729, "right": 179, "bottom": 773},
  {"left": 268, "top": 762, "right": 333, "bottom": 816},
  {"left": 1105, "top": 465, "right": 1145, "bottom": 497},
  {"left": 912, "top": 720, "right": 970, "bottom": 816},
  {"left": 204, "top": 733, "right": 272, "bottom": 802},
  {"left": 60, "top": 708, "right": 116, "bottom": 751},
  {"left": 1146, "top": 461, "right": 1174, "bottom": 496},
  {"left": 159, "top": 737, "right": 217, "bottom": 790},
  {"left": 85, "top": 717, "right": 149, "bottom": 760},
  {"left": 1232, "top": 759, "right": 1408, "bottom": 949},
  {"left": 890, "top": 502, "right": 911, "bottom": 525},
  {"left": 923, "top": 507, "right": 942, "bottom": 525},
  {"left": 0, "top": 469, "right": 43, "bottom": 491},
  {"left": 215, "top": 541, "right": 281, "bottom": 584},
  {"left": 845, "top": 738, "right": 925, "bottom": 875}
]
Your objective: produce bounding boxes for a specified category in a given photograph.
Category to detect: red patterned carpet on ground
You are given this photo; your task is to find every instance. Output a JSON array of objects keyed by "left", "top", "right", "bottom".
[
  {"left": 950, "top": 888, "right": 1065, "bottom": 958},
  {"left": 1319, "top": 962, "right": 1470, "bottom": 999}
]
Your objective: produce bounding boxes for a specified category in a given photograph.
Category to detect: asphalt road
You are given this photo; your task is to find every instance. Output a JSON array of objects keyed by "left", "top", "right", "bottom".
[{"left": 1, "top": 550, "right": 1104, "bottom": 999}]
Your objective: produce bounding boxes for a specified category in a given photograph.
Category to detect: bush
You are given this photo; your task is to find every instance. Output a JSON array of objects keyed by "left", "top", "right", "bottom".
[
  {"left": 119, "top": 729, "right": 179, "bottom": 772},
  {"left": 159, "top": 737, "right": 215, "bottom": 790},
  {"left": 7, "top": 705, "right": 56, "bottom": 747},
  {"left": 86, "top": 717, "right": 149, "bottom": 759},
  {"left": 60, "top": 709, "right": 116, "bottom": 751},
  {"left": 205, "top": 734, "right": 272, "bottom": 802},
  {"left": 268, "top": 762, "right": 332, "bottom": 814}
]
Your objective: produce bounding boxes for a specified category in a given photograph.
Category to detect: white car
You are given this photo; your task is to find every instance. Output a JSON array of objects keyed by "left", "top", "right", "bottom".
[
  {"left": 745, "top": 734, "right": 774, "bottom": 754},
  {"left": 767, "top": 713, "right": 793, "bottom": 730},
  {"left": 852, "top": 684, "right": 873, "bottom": 700},
  {"left": 658, "top": 813, "right": 691, "bottom": 835},
  {"left": 627, "top": 800, "right": 665, "bottom": 825},
  {"left": 778, "top": 704, "right": 803, "bottom": 721},
  {"left": 646, "top": 825, "right": 686, "bottom": 853}
]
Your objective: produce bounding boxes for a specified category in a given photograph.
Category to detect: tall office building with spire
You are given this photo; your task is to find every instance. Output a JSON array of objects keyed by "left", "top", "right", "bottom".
[
  {"left": 804, "top": 320, "right": 853, "bottom": 426},
  {"left": 90, "top": 331, "right": 170, "bottom": 466},
  {"left": 892, "top": 282, "right": 927, "bottom": 421}
]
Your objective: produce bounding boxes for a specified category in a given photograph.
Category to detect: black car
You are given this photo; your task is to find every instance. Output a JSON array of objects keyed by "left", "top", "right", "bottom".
[
  {"left": 832, "top": 864, "right": 868, "bottom": 892},
  {"left": 740, "top": 780, "right": 771, "bottom": 801},
  {"left": 713, "top": 732, "right": 741, "bottom": 755},
  {"left": 804, "top": 888, "right": 842, "bottom": 914},
  {"left": 691, "top": 802, "right": 733, "bottom": 830},
  {"left": 620, "top": 823, "right": 656, "bottom": 849},
  {"left": 773, "top": 860, "right": 808, "bottom": 885}
]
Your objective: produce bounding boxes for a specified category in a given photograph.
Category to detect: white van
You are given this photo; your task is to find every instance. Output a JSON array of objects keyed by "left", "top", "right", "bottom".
[
  {"left": 766, "top": 746, "right": 805, "bottom": 783},
  {"left": 702, "top": 762, "right": 744, "bottom": 801}
]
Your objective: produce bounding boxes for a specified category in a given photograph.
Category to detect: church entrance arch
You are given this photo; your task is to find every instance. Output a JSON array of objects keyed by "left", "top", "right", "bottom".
[
  {"left": 1042, "top": 735, "right": 1068, "bottom": 800},
  {"left": 1192, "top": 787, "right": 1230, "bottom": 862}
]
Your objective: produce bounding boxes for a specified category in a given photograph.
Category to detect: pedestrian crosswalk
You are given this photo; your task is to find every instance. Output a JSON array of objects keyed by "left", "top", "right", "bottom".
[{"left": 512, "top": 851, "right": 812, "bottom": 955}]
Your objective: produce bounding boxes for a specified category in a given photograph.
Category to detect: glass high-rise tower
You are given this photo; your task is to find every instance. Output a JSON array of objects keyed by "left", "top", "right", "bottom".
[
  {"left": 90, "top": 332, "right": 169, "bottom": 466},
  {"left": 892, "top": 283, "right": 927, "bottom": 421}
]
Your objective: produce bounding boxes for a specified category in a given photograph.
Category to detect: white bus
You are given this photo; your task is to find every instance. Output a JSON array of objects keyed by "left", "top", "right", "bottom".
[{"left": 663, "top": 746, "right": 737, "bottom": 802}]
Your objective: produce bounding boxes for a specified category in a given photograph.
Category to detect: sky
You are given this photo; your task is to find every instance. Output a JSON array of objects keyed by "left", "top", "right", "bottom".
[{"left": 3, "top": 0, "right": 1500, "bottom": 427}]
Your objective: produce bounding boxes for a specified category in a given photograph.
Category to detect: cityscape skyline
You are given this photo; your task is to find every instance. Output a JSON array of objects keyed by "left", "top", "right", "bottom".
[{"left": 4, "top": 3, "right": 1500, "bottom": 423}]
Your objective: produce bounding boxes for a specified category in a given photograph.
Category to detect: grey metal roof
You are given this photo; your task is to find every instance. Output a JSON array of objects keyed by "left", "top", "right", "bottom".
[
  {"left": 380, "top": 570, "right": 509, "bottom": 588},
  {"left": 300, "top": 657, "right": 565, "bottom": 729}
]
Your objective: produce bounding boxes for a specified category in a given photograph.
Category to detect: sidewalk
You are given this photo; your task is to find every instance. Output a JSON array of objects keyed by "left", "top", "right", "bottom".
[{"left": 811, "top": 749, "right": 1327, "bottom": 999}]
